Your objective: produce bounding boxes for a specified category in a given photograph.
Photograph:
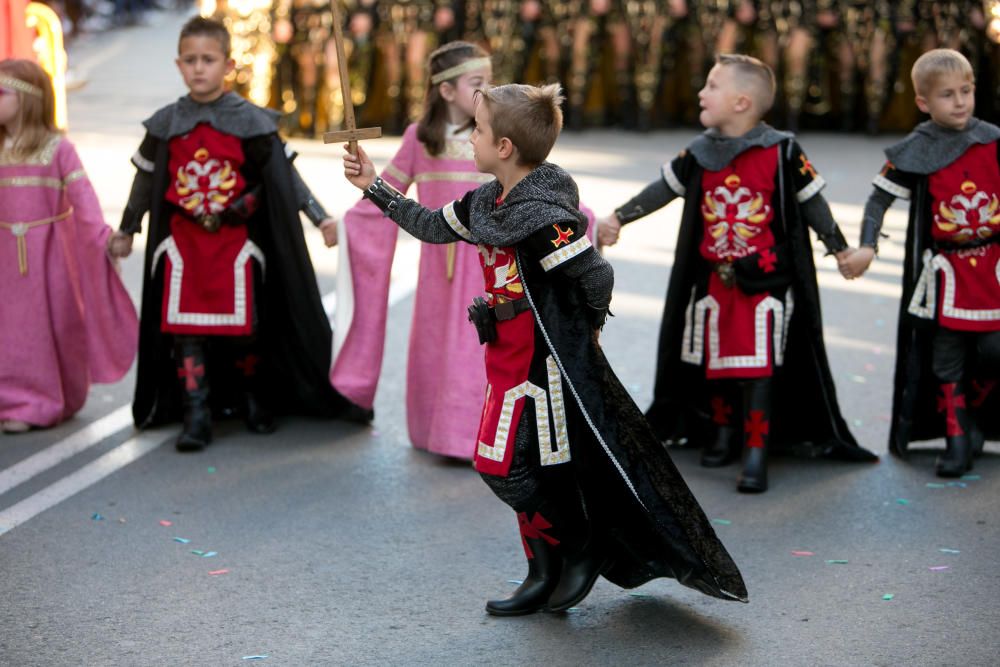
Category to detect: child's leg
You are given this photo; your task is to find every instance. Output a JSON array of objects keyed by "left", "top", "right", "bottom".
[
  {"left": 701, "top": 380, "right": 739, "bottom": 467},
  {"left": 969, "top": 331, "right": 1000, "bottom": 457},
  {"left": 931, "top": 328, "right": 974, "bottom": 477},
  {"left": 174, "top": 336, "right": 211, "bottom": 452},
  {"left": 736, "top": 376, "right": 772, "bottom": 493},
  {"left": 232, "top": 336, "right": 275, "bottom": 434}
]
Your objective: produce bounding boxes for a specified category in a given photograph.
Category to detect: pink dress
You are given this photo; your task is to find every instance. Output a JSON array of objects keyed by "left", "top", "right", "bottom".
[
  {"left": 0, "top": 136, "right": 138, "bottom": 427},
  {"left": 331, "top": 123, "right": 493, "bottom": 458}
]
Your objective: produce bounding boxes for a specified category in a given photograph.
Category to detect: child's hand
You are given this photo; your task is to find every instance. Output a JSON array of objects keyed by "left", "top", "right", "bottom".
[
  {"left": 107, "top": 231, "right": 133, "bottom": 258},
  {"left": 319, "top": 217, "right": 338, "bottom": 247},
  {"left": 838, "top": 247, "right": 876, "bottom": 280},
  {"left": 342, "top": 143, "right": 376, "bottom": 190},
  {"left": 597, "top": 214, "right": 621, "bottom": 248}
]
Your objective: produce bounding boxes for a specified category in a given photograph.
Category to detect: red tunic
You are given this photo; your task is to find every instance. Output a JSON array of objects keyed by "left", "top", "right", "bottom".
[
  {"left": 927, "top": 141, "right": 1000, "bottom": 332},
  {"left": 473, "top": 244, "right": 535, "bottom": 477},
  {"left": 154, "top": 123, "right": 262, "bottom": 336},
  {"left": 696, "top": 145, "right": 781, "bottom": 380}
]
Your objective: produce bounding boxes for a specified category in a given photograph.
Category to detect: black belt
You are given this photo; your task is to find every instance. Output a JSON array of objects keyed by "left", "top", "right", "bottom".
[
  {"left": 491, "top": 298, "right": 532, "bottom": 321},
  {"left": 934, "top": 235, "right": 999, "bottom": 252}
]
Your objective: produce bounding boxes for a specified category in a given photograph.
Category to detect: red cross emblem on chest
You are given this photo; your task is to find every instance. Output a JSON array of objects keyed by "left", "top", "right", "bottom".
[
  {"left": 551, "top": 224, "right": 574, "bottom": 248},
  {"left": 798, "top": 155, "right": 817, "bottom": 179},
  {"left": 178, "top": 356, "right": 205, "bottom": 391}
]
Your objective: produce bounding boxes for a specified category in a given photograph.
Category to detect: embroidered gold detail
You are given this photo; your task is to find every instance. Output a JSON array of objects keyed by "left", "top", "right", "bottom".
[
  {"left": 539, "top": 236, "right": 591, "bottom": 272},
  {"left": 0, "top": 207, "right": 73, "bottom": 275},
  {"left": 430, "top": 57, "right": 492, "bottom": 84},
  {"left": 413, "top": 171, "right": 491, "bottom": 183},
  {"left": 382, "top": 163, "right": 412, "bottom": 187},
  {"left": 0, "top": 75, "right": 43, "bottom": 97},
  {"left": 0, "top": 176, "right": 64, "bottom": 189},
  {"left": 0, "top": 134, "right": 62, "bottom": 166}
]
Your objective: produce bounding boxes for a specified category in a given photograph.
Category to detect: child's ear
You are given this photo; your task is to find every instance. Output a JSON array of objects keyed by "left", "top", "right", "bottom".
[
  {"left": 734, "top": 93, "right": 752, "bottom": 114},
  {"left": 439, "top": 82, "right": 456, "bottom": 103},
  {"left": 225, "top": 58, "right": 236, "bottom": 76},
  {"left": 914, "top": 95, "right": 929, "bottom": 114},
  {"left": 497, "top": 137, "right": 514, "bottom": 160}
]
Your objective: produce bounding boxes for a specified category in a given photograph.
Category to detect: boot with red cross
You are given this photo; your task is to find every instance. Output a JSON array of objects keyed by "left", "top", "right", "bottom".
[
  {"left": 486, "top": 502, "right": 563, "bottom": 617},
  {"left": 174, "top": 337, "right": 211, "bottom": 451},
  {"left": 737, "top": 378, "right": 772, "bottom": 493},
  {"left": 234, "top": 346, "right": 275, "bottom": 434},
  {"left": 968, "top": 378, "right": 995, "bottom": 459},
  {"left": 936, "top": 382, "right": 973, "bottom": 478},
  {"left": 701, "top": 384, "right": 739, "bottom": 467}
]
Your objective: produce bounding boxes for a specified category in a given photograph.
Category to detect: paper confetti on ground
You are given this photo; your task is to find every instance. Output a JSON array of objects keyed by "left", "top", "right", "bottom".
[
  {"left": 209, "top": 569, "right": 229, "bottom": 576},
  {"left": 241, "top": 656, "right": 268, "bottom": 661},
  {"left": 791, "top": 551, "right": 815, "bottom": 557},
  {"left": 202, "top": 551, "right": 218, "bottom": 558},
  {"left": 159, "top": 520, "right": 173, "bottom": 527},
  {"left": 946, "top": 482, "right": 967, "bottom": 488},
  {"left": 173, "top": 537, "right": 191, "bottom": 544},
  {"left": 928, "top": 566, "right": 950, "bottom": 572},
  {"left": 961, "top": 474, "right": 981, "bottom": 481},
  {"left": 206, "top": 467, "right": 216, "bottom": 474},
  {"left": 926, "top": 483, "right": 947, "bottom": 489},
  {"left": 506, "top": 579, "right": 523, "bottom": 585},
  {"left": 850, "top": 375, "right": 867, "bottom": 384},
  {"left": 895, "top": 498, "right": 910, "bottom": 505},
  {"left": 91, "top": 513, "right": 104, "bottom": 521},
  {"left": 191, "top": 550, "right": 205, "bottom": 556},
  {"left": 629, "top": 592, "right": 652, "bottom": 598},
  {"left": 826, "top": 559, "right": 849, "bottom": 565},
  {"left": 712, "top": 519, "right": 732, "bottom": 526},
  {"left": 939, "top": 548, "right": 961, "bottom": 554},
  {"left": 882, "top": 594, "right": 894, "bottom": 601}
]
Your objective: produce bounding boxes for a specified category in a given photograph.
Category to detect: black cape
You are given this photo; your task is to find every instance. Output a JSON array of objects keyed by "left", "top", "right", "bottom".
[
  {"left": 130, "top": 95, "right": 346, "bottom": 427},
  {"left": 452, "top": 165, "right": 748, "bottom": 602},
  {"left": 877, "top": 132, "right": 1000, "bottom": 456},
  {"left": 644, "top": 139, "right": 876, "bottom": 462}
]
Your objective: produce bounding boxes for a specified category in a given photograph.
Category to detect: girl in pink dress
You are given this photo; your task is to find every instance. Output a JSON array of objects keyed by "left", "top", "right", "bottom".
[
  {"left": 0, "top": 59, "right": 138, "bottom": 433},
  {"left": 330, "top": 42, "right": 496, "bottom": 458}
]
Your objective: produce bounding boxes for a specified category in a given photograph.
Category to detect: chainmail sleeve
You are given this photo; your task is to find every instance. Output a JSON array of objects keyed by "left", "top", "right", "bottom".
[
  {"left": 800, "top": 193, "right": 848, "bottom": 254},
  {"left": 614, "top": 178, "right": 681, "bottom": 224},
  {"left": 364, "top": 176, "right": 475, "bottom": 244},
  {"left": 860, "top": 188, "right": 895, "bottom": 251},
  {"left": 563, "top": 251, "right": 614, "bottom": 328}
]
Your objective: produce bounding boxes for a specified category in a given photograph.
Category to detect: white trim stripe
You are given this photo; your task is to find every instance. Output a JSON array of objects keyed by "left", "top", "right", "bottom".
[
  {"left": 540, "top": 236, "right": 592, "bottom": 272},
  {"left": 131, "top": 151, "right": 154, "bottom": 173},
  {"left": 908, "top": 249, "right": 1000, "bottom": 321},
  {"left": 796, "top": 175, "right": 826, "bottom": 203},
  {"left": 681, "top": 290, "right": 791, "bottom": 369},
  {"left": 873, "top": 173, "right": 911, "bottom": 200},
  {"left": 662, "top": 161, "right": 686, "bottom": 196},
  {"left": 442, "top": 201, "right": 474, "bottom": 242}
]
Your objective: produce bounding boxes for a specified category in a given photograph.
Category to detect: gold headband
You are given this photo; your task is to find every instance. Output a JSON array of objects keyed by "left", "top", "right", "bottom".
[
  {"left": 0, "top": 76, "right": 43, "bottom": 98},
  {"left": 430, "top": 58, "right": 492, "bottom": 85}
]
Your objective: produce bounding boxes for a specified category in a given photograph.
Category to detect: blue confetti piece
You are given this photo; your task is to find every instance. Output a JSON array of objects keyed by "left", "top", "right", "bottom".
[
  {"left": 91, "top": 513, "right": 104, "bottom": 521},
  {"left": 875, "top": 319, "right": 885, "bottom": 327},
  {"left": 896, "top": 498, "right": 911, "bottom": 505},
  {"left": 206, "top": 467, "right": 216, "bottom": 474},
  {"left": 712, "top": 518, "right": 732, "bottom": 526},
  {"left": 629, "top": 592, "right": 652, "bottom": 598},
  {"left": 174, "top": 537, "right": 191, "bottom": 544},
  {"left": 241, "top": 656, "right": 268, "bottom": 661},
  {"left": 926, "top": 483, "right": 947, "bottom": 489},
  {"left": 506, "top": 579, "right": 523, "bottom": 585},
  {"left": 202, "top": 551, "right": 218, "bottom": 558},
  {"left": 939, "top": 548, "right": 961, "bottom": 554},
  {"left": 882, "top": 594, "right": 894, "bottom": 601},
  {"left": 190, "top": 550, "right": 205, "bottom": 556},
  {"left": 946, "top": 482, "right": 968, "bottom": 488},
  {"left": 961, "top": 474, "right": 981, "bottom": 481}
]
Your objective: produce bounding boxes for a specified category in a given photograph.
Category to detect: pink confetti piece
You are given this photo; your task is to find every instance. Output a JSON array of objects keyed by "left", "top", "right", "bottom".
[
  {"left": 791, "top": 551, "right": 815, "bottom": 557},
  {"left": 928, "top": 566, "right": 950, "bottom": 572},
  {"left": 208, "top": 569, "right": 230, "bottom": 576},
  {"left": 864, "top": 363, "right": 876, "bottom": 372},
  {"left": 159, "top": 520, "right": 173, "bottom": 527}
]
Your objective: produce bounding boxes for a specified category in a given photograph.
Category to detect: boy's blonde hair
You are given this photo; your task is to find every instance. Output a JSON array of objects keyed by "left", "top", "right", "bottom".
[
  {"left": 911, "top": 49, "right": 974, "bottom": 96},
  {"left": 477, "top": 83, "right": 563, "bottom": 167},
  {"left": 715, "top": 54, "right": 776, "bottom": 116}
]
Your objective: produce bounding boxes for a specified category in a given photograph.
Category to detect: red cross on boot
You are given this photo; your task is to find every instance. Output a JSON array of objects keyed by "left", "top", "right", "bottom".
[
  {"left": 935, "top": 383, "right": 973, "bottom": 478},
  {"left": 702, "top": 392, "right": 738, "bottom": 468},
  {"left": 174, "top": 338, "right": 211, "bottom": 452},
  {"left": 486, "top": 508, "right": 563, "bottom": 617}
]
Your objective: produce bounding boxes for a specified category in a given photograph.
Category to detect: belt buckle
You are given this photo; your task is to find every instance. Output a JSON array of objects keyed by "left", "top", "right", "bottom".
[
  {"left": 199, "top": 214, "right": 221, "bottom": 233},
  {"left": 494, "top": 299, "right": 516, "bottom": 321},
  {"left": 716, "top": 262, "right": 735, "bottom": 287}
]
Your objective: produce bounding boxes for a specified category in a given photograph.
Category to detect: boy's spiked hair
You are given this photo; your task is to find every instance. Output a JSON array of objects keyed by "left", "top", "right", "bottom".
[
  {"left": 911, "top": 49, "right": 974, "bottom": 96},
  {"left": 178, "top": 16, "right": 232, "bottom": 59},
  {"left": 477, "top": 83, "right": 564, "bottom": 167},
  {"left": 715, "top": 53, "right": 776, "bottom": 115}
]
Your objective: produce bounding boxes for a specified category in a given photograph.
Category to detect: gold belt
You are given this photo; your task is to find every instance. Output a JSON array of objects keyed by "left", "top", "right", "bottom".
[{"left": 0, "top": 207, "right": 73, "bottom": 276}]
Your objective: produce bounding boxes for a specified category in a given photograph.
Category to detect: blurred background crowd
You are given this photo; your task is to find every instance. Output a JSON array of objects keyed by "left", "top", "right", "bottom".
[{"left": 8, "top": 0, "right": 1000, "bottom": 137}]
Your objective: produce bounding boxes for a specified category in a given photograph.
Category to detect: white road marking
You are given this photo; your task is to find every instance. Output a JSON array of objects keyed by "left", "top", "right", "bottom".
[
  {"left": 0, "top": 429, "right": 173, "bottom": 537},
  {"left": 0, "top": 405, "right": 133, "bottom": 497}
]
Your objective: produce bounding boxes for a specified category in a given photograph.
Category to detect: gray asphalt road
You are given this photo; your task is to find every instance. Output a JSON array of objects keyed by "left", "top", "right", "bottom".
[{"left": 1, "top": 11, "right": 997, "bottom": 667}]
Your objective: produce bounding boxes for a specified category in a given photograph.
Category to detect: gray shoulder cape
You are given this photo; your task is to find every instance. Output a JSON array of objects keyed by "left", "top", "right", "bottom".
[
  {"left": 467, "top": 161, "right": 586, "bottom": 247},
  {"left": 884, "top": 118, "right": 1000, "bottom": 175},
  {"left": 687, "top": 123, "right": 794, "bottom": 171},
  {"left": 142, "top": 92, "right": 281, "bottom": 141}
]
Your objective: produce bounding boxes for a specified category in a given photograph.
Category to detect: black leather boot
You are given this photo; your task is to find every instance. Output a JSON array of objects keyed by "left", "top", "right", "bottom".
[
  {"left": 486, "top": 511, "right": 562, "bottom": 617},
  {"left": 737, "top": 378, "right": 771, "bottom": 493},
  {"left": 545, "top": 540, "right": 610, "bottom": 612},
  {"left": 970, "top": 379, "right": 995, "bottom": 458},
  {"left": 236, "top": 351, "right": 275, "bottom": 434},
  {"left": 936, "top": 383, "right": 973, "bottom": 478},
  {"left": 702, "top": 391, "right": 738, "bottom": 467},
  {"left": 175, "top": 338, "right": 211, "bottom": 452}
]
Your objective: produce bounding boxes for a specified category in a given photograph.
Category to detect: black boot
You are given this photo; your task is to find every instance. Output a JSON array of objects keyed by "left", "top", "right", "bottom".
[
  {"left": 737, "top": 378, "right": 772, "bottom": 493},
  {"left": 702, "top": 392, "right": 738, "bottom": 467},
  {"left": 936, "top": 383, "right": 973, "bottom": 478},
  {"left": 175, "top": 338, "right": 211, "bottom": 451},
  {"left": 545, "top": 539, "right": 610, "bottom": 613},
  {"left": 486, "top": 511, "right": 562, "bottom": 616},
  {"left": 236, "top": 351, "right": 275, "bottom": 434},
  {"left": 969, "top": 379, "right": 995, "bottom": 458}
]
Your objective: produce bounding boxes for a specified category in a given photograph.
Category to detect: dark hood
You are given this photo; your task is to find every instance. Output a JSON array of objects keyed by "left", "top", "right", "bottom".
[
  {"left": 885, "top": 118, "right": 1000, "bottom": 174},
  {"left": 143, "top": 92, "right": 281, "bottom": 141}
]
